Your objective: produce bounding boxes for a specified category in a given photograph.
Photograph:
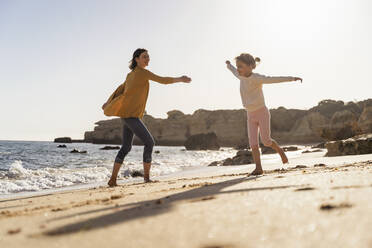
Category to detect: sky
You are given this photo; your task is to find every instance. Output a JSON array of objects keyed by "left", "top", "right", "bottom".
[{"left": 1, "top": 0, "right": 371, "bottom": 141}]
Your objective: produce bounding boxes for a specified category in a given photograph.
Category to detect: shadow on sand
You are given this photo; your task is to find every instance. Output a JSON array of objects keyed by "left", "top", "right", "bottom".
[{"left": 44, "top": 176, "right": 299, "bottom": 236}]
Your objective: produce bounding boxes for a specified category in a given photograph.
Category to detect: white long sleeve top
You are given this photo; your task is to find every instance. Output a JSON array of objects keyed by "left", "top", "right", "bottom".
[{"left": 227, "top": 63, "right": 295, "bottom": 112}]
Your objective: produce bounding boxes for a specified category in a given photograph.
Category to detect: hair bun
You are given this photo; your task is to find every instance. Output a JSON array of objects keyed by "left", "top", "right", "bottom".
[{"left": 254, "top": 57, "right": 261, "bottom": 63}]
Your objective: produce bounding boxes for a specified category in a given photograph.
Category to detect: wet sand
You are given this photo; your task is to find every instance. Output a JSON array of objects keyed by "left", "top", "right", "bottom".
[{"left": 1, "top": 160, "right": 372, "bottom": 248}]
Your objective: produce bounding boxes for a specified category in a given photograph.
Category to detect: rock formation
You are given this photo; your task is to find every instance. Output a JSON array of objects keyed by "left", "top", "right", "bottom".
[
  {"left": 325, "top": 134, "right": 372, "bottom": 156},
  {"left": 54, "top": 137, "right": 72, "bottom": 143},
  {"left": 83, "top": 99, "right": 372, "bottom": 147}
]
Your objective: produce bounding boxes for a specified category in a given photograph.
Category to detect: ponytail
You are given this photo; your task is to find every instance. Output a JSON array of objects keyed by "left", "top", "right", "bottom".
[{"left": 236, "top": 53, "right": 261, "bottom": 69}]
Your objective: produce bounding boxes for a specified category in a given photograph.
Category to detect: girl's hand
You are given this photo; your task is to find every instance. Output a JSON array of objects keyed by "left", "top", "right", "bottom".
[
  {"left": 226, "top": 60, "right": 231, "bottom": 65},
  {"left": 293, "top": 77, "right": 303, "bottom": 83},
  {"left": 180, "top": 76, "right": 191, "bottom": 83}
]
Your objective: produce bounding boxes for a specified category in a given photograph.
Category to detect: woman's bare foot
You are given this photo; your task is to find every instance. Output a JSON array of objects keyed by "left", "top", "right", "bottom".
[
  {"left": 250, "top": 168, "right": 263, "bottom": 176},
  {"left": 145, "top": 178, "right": 157, "bottom": 183},
  {"left": 108, "top": 178, "right": 118, "bottom": 187}
]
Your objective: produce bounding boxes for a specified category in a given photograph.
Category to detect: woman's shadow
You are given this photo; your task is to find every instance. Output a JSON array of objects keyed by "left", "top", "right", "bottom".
[{"left": 45, "top": 176, "right": 296, "bottom": 236}]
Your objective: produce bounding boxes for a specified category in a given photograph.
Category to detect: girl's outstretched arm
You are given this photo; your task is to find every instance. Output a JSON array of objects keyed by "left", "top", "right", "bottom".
[
  {"left": 254, "top": 73, "right": 302, "bottom": 84},
  {"left": 226, "top": 60, "right": 240, "bottom": 78}
]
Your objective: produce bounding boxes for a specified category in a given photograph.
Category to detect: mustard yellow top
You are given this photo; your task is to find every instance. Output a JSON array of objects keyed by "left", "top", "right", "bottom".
[{"left": 103, "top": 67, "right": 174, "bottom": 118}]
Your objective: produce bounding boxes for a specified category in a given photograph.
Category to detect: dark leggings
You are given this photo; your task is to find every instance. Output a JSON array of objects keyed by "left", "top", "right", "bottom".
[{"left": 114, "top": 118, "right": 155, "bottom": 164}]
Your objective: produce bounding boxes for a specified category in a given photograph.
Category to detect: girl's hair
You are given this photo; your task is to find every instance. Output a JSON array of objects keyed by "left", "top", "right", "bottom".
[
  {"left": 129, "top": 48, "right": 148, "bottom": 70},
  {"left": 235, "top": 53, "right": 261, "bottom": 69}
]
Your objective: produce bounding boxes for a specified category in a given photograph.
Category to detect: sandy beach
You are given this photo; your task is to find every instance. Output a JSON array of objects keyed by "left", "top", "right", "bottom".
[{"left": 1, "top": 156, "right": 372, "bottom": 248}]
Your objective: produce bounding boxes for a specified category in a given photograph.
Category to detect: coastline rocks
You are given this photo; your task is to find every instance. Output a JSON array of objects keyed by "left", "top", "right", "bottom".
[
  {"left": 54, "top": 137, "right": 72, "bottom": 143},
  {"left": 325, "top": 134, "right": 372, "bottom": 156},
  {"left": 100, "top": 146, "right": 120, "bottom": 150},
  {"left": 184, "top": 132, "right": 220, "bottom": 151},
  {"left": 83, "top": 99, "right": 372, "bottom": 146},
  {"left": 208, "top": 149, "right": 253, "bottom": 166}
]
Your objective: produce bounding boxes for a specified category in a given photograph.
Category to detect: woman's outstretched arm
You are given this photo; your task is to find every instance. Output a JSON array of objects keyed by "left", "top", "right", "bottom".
[
  {"left": 226, "top": 60, "right": 240, "bottom": 78},
  {"left": 146, "top": 70, "right": 191, "bottom": 84},
  {"left": 254, "top": 73, "right": 302, "bottom": 84}
]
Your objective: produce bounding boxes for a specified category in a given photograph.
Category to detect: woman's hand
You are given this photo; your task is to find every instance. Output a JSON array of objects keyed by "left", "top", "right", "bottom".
[
  {"left": 101, "top": 102, "right": 108, "bottom": 110},
  {"left": 179, "top": 76, "right": 191, "bottom": 83},
  {"left": 226, "top": 60, "right": 231, "bottom": 65},
  {"left": 293, "top": 77, "right": 303, "bottom": 83}
]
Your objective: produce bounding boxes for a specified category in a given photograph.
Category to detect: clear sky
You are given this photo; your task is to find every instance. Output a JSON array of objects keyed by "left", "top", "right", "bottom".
[{"left": 1, "top": 0, "right": 371, "bottom": 141}]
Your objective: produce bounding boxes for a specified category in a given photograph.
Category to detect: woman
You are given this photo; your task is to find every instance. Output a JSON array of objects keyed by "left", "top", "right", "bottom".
[{"left": 102, "top": 48, "right": 191, "bottom": 186}]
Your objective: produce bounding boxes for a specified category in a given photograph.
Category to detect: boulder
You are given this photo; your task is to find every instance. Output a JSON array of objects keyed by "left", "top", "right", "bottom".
[
  {"left": 184, "top": 132, "right": 220, "bottom": 150},
  {"left": 325, "top": 141, "right": 344, "bottom": 156},
  {"left": 70, "top": 149, "right": 87, "bottom": 154},
  {"left": 283, "top": 146, "right": 298, "bottom": 151},
  {"left": 131, "top": 170, "right": 144, "bottom": 177},
  {"left": 208, "top": 149, "right": 253, "bottom": 166},
  {"left": 57, "top": 145, "right": 67, "bottom": 148},
  {"left": 54, "top": 137, "right": 72, "bottom": 143},
  {"left": 261, "top": 146, "right": 297, "bottom": 154},
  {"left": 325, "top": 134, "right": 372, "bottom": 156},
  {"left": 100, "top": 146, "right": 120, "bottom": 150}
]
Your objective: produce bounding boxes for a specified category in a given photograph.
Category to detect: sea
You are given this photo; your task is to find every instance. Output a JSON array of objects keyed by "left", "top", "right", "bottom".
[
  {"left": 2, "top": 140, "right": 372, "bottom": 198},
  {"left": 0, "top": 140, "right": 239, "bottom": 196}
]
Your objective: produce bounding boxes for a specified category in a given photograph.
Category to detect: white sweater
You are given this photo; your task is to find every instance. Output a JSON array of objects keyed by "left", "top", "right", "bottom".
[{"left": 227, "top": 64, "right": 295, "bottom": 112}]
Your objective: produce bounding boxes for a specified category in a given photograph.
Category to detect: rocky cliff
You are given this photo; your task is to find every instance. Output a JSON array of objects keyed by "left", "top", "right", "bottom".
[{"left": 84, "top": 99, "right": 372, "bottom": 147}]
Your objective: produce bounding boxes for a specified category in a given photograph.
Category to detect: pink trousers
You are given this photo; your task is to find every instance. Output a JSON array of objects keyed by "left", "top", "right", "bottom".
[{"left": 247, "top": 106, "right": 273, "bottom": 148}]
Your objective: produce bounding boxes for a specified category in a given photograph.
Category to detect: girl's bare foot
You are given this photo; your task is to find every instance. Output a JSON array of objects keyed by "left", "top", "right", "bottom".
[
  {"left": 108, "top": 178, "right": 118, "bottom": 187},
  {"left": 250, "top": 168, "right": 263, "bottom": 176},
  {"left": 281, "top": 154, "right": 288, "bottom": 164}
]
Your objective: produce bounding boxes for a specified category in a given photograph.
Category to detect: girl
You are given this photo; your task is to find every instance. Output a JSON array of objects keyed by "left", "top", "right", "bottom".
[
  {"left": 226, "top": 53, "right": 302, "bottom": 175},
  {"left": 102, "top": 48, "right": 191, "bottom": 186}
]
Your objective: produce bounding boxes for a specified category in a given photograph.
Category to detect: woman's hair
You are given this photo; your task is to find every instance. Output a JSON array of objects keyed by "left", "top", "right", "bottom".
[
  {"left": 129, "top": 48, "right": 148, "bottom": 70},
  {"left": 235, "top": 53, "right": 261, "bottom": 69}
]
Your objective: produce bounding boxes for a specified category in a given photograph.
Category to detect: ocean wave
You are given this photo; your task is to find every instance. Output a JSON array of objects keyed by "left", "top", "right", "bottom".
[
  {"left": 0, "top": 160, "right": 111, "bottom": 194},
  {"left": 0, "top": 160, "right": 182, "bottom": 194}
]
